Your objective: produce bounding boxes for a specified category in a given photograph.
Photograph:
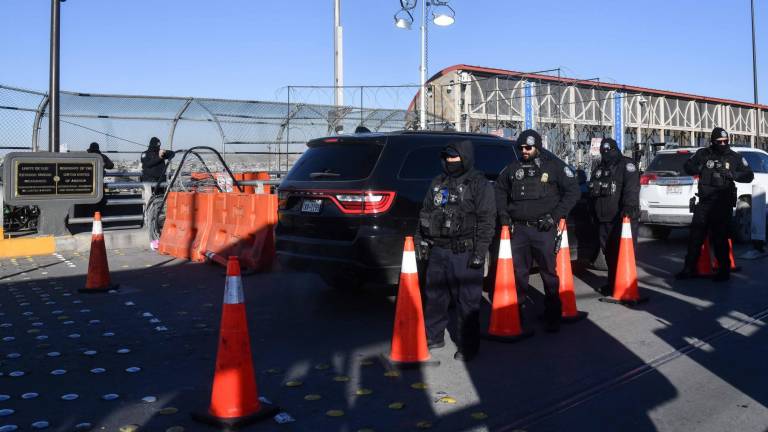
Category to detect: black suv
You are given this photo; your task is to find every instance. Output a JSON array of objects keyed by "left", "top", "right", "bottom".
[{"left": 276, "top": 131, "right": 596, "bottom": 288}]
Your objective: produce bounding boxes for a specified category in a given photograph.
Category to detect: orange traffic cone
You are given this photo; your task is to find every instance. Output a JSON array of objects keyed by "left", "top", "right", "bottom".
[
  {"left": 599, "top": 217, "right": 649, "bottom": 305},
  {"left": 555, "top": 219, "right": 588, "bottom": 321},
  {"left": 387, "top": 237, "right": 438, "bottom": 367},
  {"left": 696, "top": 237, "right": 715, "bottom": 276},
  {"left": 713, "top": 238, "right": 741, "bottom": 272},
  {"left": 192, "top": 256, "right": 277, "bottom": 428},
  {"left": 484, "top": 225, "right": 534, "bottom": 342},
  {"left": 79, "top": 212, "right": 118, "bottom": 293}
]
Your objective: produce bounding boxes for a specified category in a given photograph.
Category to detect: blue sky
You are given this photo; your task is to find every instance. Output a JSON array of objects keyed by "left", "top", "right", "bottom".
[{"left": 1, "top": 0, "right": 766, "bottom": 105}]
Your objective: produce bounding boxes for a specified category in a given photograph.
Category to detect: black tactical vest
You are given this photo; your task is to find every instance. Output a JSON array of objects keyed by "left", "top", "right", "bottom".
[
  {"left": 424, "top": 178, "right": 474, "bottom": 239},
  {"left": 589, "top": 165, "right": 616, "bottom": 197},
  {"left": 509, "top": 160, "right": 549, "bottom": 201}
]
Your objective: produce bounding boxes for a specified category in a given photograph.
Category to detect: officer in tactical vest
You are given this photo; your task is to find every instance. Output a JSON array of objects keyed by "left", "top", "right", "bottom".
[
  {"left": 495, "top": 129, "right": 580, "bottom": 332},
  {"left": 415, "top": 140, "right": 496, "bottom": 362},
  {"left": 140, "top": 137, "right": 175, "bottom": 183},
  {"left": 588, "top": 137, "right": 640, "bottom": 295},
  {"left": 676, "top": 127, "right": 754, "bottom": 281}
]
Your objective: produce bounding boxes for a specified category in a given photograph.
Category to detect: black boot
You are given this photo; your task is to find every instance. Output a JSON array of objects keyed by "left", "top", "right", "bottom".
[{"left": 427, "top": 340, "right": 445, "bottom": 350}]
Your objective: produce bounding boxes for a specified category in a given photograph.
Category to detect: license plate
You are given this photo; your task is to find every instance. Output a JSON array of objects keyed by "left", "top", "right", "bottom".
[
  {"left": 667, "top": 185, "right": 683, "bottom": 195},
  {"left": 301, "top": 199, "right": 323, "bottom": 213}
]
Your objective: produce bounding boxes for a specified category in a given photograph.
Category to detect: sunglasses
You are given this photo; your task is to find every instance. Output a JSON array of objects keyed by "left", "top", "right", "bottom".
[{"left": 519, "top": 145, "right": 535, "bottom": 151}]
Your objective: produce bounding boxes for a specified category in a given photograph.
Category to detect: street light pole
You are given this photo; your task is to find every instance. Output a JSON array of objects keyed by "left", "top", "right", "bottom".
[
  {"left": 334, "top": 0, "right": 344, "bottom": 109},
  {"left": 419, "top": 0, "right": 427, "bottom": 130},
  {"left": 49, "top": 0, "right": 62, "bottom": 153},
  {"left": 751, "top": 0, "right": 761, "bottom": 148}
]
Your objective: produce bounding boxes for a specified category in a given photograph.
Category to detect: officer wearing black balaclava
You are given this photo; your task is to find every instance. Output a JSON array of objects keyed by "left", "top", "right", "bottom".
[
  {"left": 415, "top": 140, "right": 496, "bottom": 362},
  {"left": 676, "top": 127, "right": 753, "bottom": 281},
  {"left": 588, "top": 137, "right": 640, "bottom": 295},
  {"left": 140, "top": 137, "right": 175, "bottom": 183},
  {"left": 495, "top": 130, "right": 580, "bottom": 332}
]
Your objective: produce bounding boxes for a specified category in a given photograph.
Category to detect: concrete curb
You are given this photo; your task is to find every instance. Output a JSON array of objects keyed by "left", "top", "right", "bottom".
[{"left": 55, "top": 228, "right": 151, "bottom": 253}]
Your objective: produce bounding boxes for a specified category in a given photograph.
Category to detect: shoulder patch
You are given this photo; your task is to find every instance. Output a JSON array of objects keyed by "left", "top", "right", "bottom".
[
  {"left": 564, "top": 166, "right": 574, "bottom": 178},
  {"left": 626, "top": 162, "right": 636, "bottom": 173},
  {"left": 743, "top": 157, "right": 749, "bottom": 167}
]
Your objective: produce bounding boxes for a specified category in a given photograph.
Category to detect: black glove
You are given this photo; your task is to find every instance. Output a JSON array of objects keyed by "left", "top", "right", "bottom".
[
  {"left": 468, "top": 253, "right": 484, "bottom": 269},
  {"left": 622, "top": 205, "right": 640, "bottom": 219},
  {"left": 537, "top": 214, "right": 555, "bottom": 232},
  {"left": 415, "top": 239, "right": 430, "bottom": 262},
  {"left": 162, "top": 150, "right": 176, "bottom": 160}
]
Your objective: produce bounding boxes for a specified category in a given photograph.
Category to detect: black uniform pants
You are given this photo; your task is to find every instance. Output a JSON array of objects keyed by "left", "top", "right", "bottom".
[
  {"left": 599, "top": 218, "right": 638, "bottom": 290},
  {"left": 684, "top": 194, "right": 733, "bottom": 274},
  {"left": 423, "top": 246, "right": 483, "bottom": 355},
  {"left": 510, "top": 224, "right": 561, "bottom": 322}
]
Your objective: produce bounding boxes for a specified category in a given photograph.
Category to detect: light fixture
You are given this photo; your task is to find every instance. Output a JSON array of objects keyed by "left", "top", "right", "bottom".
[
  {"left": 430, "top": 0, "right": 455, "bottom": 26},
  {"left": 394, "top": 9, "right": 413, "bottom": 29}
]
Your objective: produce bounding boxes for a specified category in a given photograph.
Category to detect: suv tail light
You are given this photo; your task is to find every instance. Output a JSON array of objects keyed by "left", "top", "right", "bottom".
[
  {"left": 333, "top": 191, "right": 396, "bottom": 214},
  {"left": 640, "top": 173, "right": 658, "bottom": 185},
  {"left": 280, "top": 189, "right": 396, "bottom": 215}
]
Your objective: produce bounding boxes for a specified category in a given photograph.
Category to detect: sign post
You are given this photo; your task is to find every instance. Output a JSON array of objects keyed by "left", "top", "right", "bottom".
[{"left": 3, "top": 152, "right": 103, "bottom": 236}]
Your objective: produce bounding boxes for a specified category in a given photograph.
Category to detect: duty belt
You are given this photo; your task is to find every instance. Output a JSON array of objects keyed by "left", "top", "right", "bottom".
[
  {"left": 432, "top": 238, "right": 474, "bottom": 254},
  {"left": 513, "top": 219, "right": 539, "bottom": 228}
]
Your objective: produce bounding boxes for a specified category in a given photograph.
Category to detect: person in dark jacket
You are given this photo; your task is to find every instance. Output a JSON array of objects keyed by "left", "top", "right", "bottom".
[
  {"left": 140, "top": 137, "right": 174, "bottom": 183},
  {"left": 87, "top": 142, "right": 114, "bottom": 170},
  {"left": 495, "top": 129, "right": 580, "bottom": 332},
  {"left": 676, "top": 127, "right": 754, "bottom": 281},
  {"left": 588, "top": 137, "right": 640, "bottom": 295},
  {"left": 415, "top": 139, "right": 496, "bottom": 362}
]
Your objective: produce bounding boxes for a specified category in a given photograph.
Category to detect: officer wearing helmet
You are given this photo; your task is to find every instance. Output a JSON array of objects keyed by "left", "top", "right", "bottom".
[
  {"left": 588, "top": 137, "right": 640, "bottom": 295},
  {"left": 676, "top": 127, "right": 753, "bottom": 281},
  {"left": 140, "top": 137, "right": 175, "bottom": 183},
  {"left": 495, "top": 130, "right": 580, "bottom": 332},
  {"left": 415, "top": 140, "right": 496, "bottom": 362}
]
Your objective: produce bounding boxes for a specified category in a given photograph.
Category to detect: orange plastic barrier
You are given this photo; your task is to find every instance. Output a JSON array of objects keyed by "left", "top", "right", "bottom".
[
  {"left": 159, "top": 191, "right": 276, "bottom": 272},
  {"left": 159, "top": 192, "right": 212, "bottom": 260}
]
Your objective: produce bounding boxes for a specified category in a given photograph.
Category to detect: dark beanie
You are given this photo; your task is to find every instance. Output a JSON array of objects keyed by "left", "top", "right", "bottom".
[
  {"left": 517, "top": 129, "right": 542, "bottom": 149},
  {"left": 87, "top": 142, "right": 100, "bottom": 152},
  {"left": 149, "top": 137, "right": 161, "bottom": 149},
  {"left": 710, "top": 127, "right": 728, "bottom": 143}
]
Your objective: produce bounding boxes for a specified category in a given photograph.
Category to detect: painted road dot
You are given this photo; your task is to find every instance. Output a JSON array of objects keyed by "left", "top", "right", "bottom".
[
  {"left": 141, "top": 396, "right": 157, "bottom": 403},
  {"left": 9, "top": 371, "right": 25, "bottom": 377},
  {"left": 333, "top": 375, "right": 350, "bottom": 382},
  {"left": 61, "top": 394, "right": 79, "bottom": 401},
  {"left": 384, "top": 370, "right": 400, "bottom": 377},
  {"left": 31, "top": 421, "right": 50, "bottom": 429},
  {"left": 158, "top": 407, "right": 178, "bottom": 415},
  {"left": 119, "top": 425, "right": 139, "bottom": 432},
  {"left": 355, "top": 388, "right": 373, "bottom": 396},
  {"left": 50, "top": 369, "right": 67, "bottom": 376},
  {"left": 125, "top": 367, "right": 141, "bottom": 373},
  {"left": 303, "top": 394, "right": 322, "bottom": 401},
  {"left": 74, "top": 423, "right": 92, "bottom": 431},
  {"left": 326, "top": 410, "right": 344, "bottom": 417},
  {"left": 411, "top": 382, "right": 428, "bottom": 390},
  {"left": 116, "top": 348, "right": 131, "bottom": 354},
  {"left": 90, "top": 368, "right": 106, "bottom": 374},
  {"left": 470, "top": 412, "right": 488, "bottom": 420},
  {"left": 102, "top": 394, "right": 119, "bottom": 401},
  {"left": 284, "top": 380, "right": 303, "bottom": 387},
  {"left": 0, "top": 409, "right": 15, "bottom": 417},
  {"left": 21, "top": 393, "right": 39, "bottom": 399}
]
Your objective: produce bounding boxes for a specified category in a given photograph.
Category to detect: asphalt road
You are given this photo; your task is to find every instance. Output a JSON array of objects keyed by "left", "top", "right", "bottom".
[{"left": 1, "top": 229, "right": 767, "bottom": 432}]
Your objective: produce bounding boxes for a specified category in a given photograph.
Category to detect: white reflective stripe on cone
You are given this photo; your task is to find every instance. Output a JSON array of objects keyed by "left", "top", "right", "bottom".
[
  {"left": 560, "top": 229, "right": 569, "bottom": 249},
  {"left": 401, "top": 251, "right": 417, "bottom": 274},
  {"left": 621, "top": 222, "right": 633, "bottom": 239},
  {"left": 92, "top": 221, "right": 103, "bottom": 235},
  {"left": 223, "top": 276, "right": 244, "bottom": 304},
  {"left": 498, "top": 238, "right": 512, "bottom": 259}
]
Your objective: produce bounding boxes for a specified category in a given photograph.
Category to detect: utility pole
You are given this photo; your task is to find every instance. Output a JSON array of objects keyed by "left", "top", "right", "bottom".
[
  {"left": 49, "top": 0, "right": 62, "bottom": 152},
  {"left": 334, "top": 0, "right": 344, "bottom": 108},
  {"left": 751, "top": 0, "right": 761, "bottom": 148}
]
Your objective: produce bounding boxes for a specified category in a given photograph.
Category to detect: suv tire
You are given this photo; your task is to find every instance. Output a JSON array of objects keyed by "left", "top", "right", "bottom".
[{"left": 648, "top": 225, "right": 672, "bottom": 240}]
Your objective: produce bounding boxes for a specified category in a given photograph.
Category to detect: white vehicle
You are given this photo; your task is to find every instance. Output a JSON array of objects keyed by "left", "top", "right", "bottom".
[{"left": 639, "top": 146, "right": 768, "bottom": 240}]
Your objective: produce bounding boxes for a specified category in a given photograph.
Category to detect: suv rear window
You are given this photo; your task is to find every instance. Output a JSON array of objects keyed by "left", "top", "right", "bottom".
[
  {"left": 398, "top": 143, "right": 517, "bottom": 180},
  {"left": 286, "top": 141, "right": 383, "bottom": 181},
  {"left": 647, "top": 152, "right": 693, "bottom": 175}
]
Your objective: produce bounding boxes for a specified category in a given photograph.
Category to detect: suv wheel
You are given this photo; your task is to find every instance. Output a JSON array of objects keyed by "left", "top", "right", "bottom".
[{"left": 733, "top": 197, "right": 752, "bottom": 243}]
